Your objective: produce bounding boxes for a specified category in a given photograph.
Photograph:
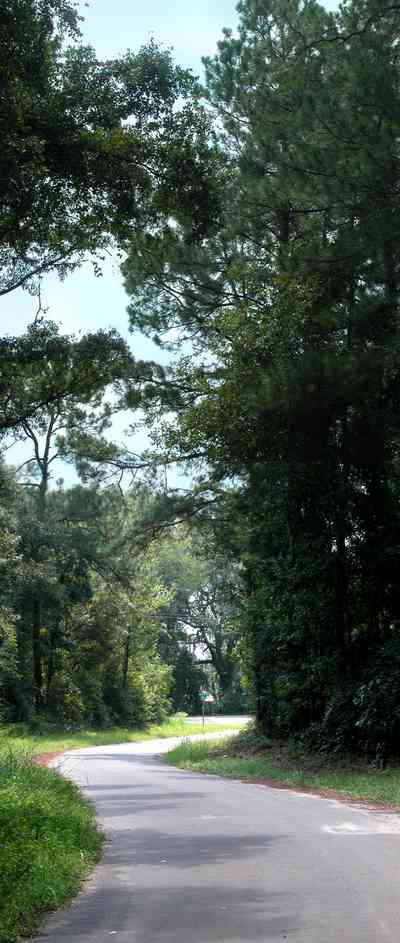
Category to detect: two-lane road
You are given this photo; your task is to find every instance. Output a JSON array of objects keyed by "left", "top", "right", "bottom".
[{"left": 33, "top": 735, "right": 400, "bottom": 942}]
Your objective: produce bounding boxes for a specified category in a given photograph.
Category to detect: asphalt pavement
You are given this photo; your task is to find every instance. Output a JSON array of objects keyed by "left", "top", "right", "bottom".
[
  {"left": 187, "top": 715, "right": 251, "bottom": 726},
  {"left": 33, "top": 733, "right": 400, "bottom": 942}
]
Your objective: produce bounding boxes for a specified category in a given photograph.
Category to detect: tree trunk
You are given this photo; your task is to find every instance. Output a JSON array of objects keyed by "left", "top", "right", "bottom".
[
  {"left": 32, "top": 598, "right": 43, "bottom": 710},
  {"left": 123, "top": 633, "right": 130, "bottom": 689}
]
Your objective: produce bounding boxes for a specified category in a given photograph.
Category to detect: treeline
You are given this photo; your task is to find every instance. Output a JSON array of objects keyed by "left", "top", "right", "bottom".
[
  {"left": 0, "top": 0, "right": 243, "bottom": 726},
  {"left": 2, "top": 0, "right": 400, "bottom": 756},
  {"left": 123, "top": 0, "right": 400, "bottom": 759},
  {"left": 0, "top": 319, "right": 246, "bottom": 722},
  {"left": 0, "top": 447, "right": 246, "bottom": 725}
]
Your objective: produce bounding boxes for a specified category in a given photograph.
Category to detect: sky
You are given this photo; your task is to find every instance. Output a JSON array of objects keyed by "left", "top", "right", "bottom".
[{"left": 3, "top": 0, "right": 337, "bottom": 483}]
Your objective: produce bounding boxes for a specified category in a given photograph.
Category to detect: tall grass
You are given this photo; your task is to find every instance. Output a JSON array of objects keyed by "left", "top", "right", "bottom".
[
  {"left": 0, "top": 748, "right": 102, "bottom": 943},
  {"left": 0, "top": 715, "right": 240, "bottom": 756}
]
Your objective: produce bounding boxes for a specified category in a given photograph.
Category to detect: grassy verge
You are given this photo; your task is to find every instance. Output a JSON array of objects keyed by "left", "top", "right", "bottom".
[
  {"left": 165, "top": 729, "right": 400, "bottom": 808},
  {"left": 0, "top": 748, "right": 102, "bottom": 943},
  {"left": 0, "top": 715, "right": 240, "bottom": 757},
  {"left": 0, "top": 717, "right": 241, "bottom": 942}
]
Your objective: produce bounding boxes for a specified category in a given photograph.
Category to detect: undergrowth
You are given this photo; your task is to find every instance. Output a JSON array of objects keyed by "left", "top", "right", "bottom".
[{"left": 0, "top": 748, "right": 102, "bottom": 943}]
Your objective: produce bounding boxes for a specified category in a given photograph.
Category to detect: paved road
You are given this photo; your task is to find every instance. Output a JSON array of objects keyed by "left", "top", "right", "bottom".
[
  {"left": 188, "top": 715, "right": 251, "bottom": 726},
  {"left": 33, "top": 735, "right": 400, "bottom": 942}
]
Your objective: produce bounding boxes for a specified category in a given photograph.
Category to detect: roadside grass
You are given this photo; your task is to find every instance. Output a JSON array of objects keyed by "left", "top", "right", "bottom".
[
  {"left": 0, "top": 715, "right": 240, "bottom": 757},
  {"left": 0, "top": 747, "right": 103, "bottom": 943},
  {"left": 0, "top": 716, "right": 242, "bottom": 943},
  {"left": 164, "top": 731, "right": 400, "bottom": 808}
]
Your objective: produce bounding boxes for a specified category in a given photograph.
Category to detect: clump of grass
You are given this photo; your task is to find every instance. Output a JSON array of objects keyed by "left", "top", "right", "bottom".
[
  {"left": 165, "top": 734, "right": 400, "bottom": 808},
  {"left": 219, "top": 722, "right": 272, "bottom": 756},
  {"left": 0, "top": 714, "right": 241, "bottom": 757},
  {"left": 0, "top": 747, "right": 103, "bottom": 943}
]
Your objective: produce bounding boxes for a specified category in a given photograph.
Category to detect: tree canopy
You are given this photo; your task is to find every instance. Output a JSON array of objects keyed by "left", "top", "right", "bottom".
[
  {"left": 0, "top": 0, "right": 221, "bottom": 296},
  {"left": 122, "top": 0, "right": 400, "bottom": 757},
  {"left": 4, "top": 0, "right": 400, "bottom": 755}
]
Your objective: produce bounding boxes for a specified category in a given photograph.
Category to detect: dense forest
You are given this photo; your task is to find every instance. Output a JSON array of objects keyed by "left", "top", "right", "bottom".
[{"left": 2, "top": 0, "right": 400, "bottom": 759}]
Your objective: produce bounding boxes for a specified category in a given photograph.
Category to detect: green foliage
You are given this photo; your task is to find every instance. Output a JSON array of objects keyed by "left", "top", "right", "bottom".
[
  {"left": 0, "top": 0, "right": 221, "bottom": 295},
  {"left": 219, "top": 676, "right": 250, "bottom": 715},
  {"left": 0, "top": 462, "right": 176, "bottom": 727},
  {"left": 0, "top": 748, "right": 102, "bottom": 943},
  {"left": 0, "top": 611, "right": 18, "bottom": 722},
  {"left": 1, "top": 401, "right": 245, "bottom": 732},
  {"left": 0, "top": 495, "right": 21, "bottom": 720},
  {"left": 4, "top": 0, "right": 400, "bottom": 766},
  {"left": 45, "top": 671, "right": 86, "bottom": 727},
  {"left": 171, "top": 648, "right": 208, "bottom": 714},
  {"left": 0, "top": 318, "right": 140, "bottom": 437},
  {"left": 126, "top": 657, "right": 173, "bottom": 726},
  {"left": 302, "top": 640, "right": 400, "bottom": 762},
  {"left": 142, "top": 526, "right": 246, "bottom": 713},
  {"left": 122, "top": 0, "right": 400, "bottom": 758}
]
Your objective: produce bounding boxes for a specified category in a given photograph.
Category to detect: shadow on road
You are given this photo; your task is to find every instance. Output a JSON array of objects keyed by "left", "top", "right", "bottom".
[
  {"left": 104, "top": 827, "right": 283, "bottom": 869},
  {"left": 35, "top": 883, "right": 300, "bottom": 942}
]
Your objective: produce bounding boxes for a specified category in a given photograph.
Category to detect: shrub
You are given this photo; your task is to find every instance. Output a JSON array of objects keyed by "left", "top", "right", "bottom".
[{"left": 0, "top": 748, "right": 102, "bottom": 943}]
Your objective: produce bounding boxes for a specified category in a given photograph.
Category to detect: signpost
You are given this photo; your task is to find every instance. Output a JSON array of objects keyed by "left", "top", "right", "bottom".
[{"left": 199, "top": 690, "right": 215, "bottom": 730}]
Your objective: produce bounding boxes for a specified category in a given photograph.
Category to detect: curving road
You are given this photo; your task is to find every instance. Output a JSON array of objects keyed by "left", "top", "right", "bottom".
[{"left": 33, "top": 734, "right": 400, "bottom": 942}]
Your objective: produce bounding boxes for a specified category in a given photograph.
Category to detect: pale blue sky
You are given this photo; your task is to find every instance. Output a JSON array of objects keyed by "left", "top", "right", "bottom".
[
  {"left": 80, "top": 0, "right": 240, "bottom": 71},
  {"left": 3, "top": 0, "right": 337, "bottom": 482}
]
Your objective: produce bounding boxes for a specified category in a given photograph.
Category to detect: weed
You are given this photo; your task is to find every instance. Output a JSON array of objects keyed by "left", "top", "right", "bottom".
[{"left": 0, "top": 748, "right": 102, "bottom": 943}]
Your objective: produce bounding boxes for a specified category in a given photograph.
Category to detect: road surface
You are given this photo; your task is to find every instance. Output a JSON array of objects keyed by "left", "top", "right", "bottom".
[
  {"left": 188, "top": 715, "right": 251, "bottom": 726},
  {"left": 33, "top": 734, "right": 400, "bottom": 942}
]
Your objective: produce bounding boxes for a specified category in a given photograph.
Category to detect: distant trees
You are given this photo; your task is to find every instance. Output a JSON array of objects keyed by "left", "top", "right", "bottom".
[
  {"left": 148, "top": 529, "right": 248, "bottom": 714},
  {"left": 0, "top": 472, "right": 171, "bottom": 724},
  {"left": 0, "top": 468, "right": 245, "bottom": 725}
]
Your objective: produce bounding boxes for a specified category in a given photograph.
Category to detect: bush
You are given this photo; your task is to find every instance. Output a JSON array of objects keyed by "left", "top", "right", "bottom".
[
  {"left": 0, "top": 748, "right": 102, "bottom": 943},
  {"left": 0, "top": 609, "right": 19, "bottom": 722},
  {"left": 302, "top": 641, "right": 400, "bottom": 762},
  {"left": 103, "top": 656, "right": 172, "bottom": 727},
  {"left": 219, "top": 677, "right": 251, "bottom": 715},
  {"left": 129, "top": 658, "right": 172, "bottom": 725},
  {"left": 46, "top": 673, "right": 85, "bottom": 726}
]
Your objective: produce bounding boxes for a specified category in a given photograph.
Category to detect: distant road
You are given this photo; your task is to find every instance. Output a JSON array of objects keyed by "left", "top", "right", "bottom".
[
  {"left": 187, "top": 714, "right": 251, "bottom": 726},
  {"left": 33, "top": 728, "right": 400, "bottom": 943}
]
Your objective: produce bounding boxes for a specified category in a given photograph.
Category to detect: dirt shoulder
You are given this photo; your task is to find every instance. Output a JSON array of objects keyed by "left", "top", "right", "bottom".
[{"left": 33, "top": 750, "right": 66, "bottom": 767}]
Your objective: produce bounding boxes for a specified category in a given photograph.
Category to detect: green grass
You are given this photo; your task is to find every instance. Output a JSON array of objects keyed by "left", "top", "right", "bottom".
[
  {"left": 0, "top": 715, "right": 240, "bottom": 757},
  {"left": 165, "top": 735, "right": 400, "bottom": 808},
  {"left": 0, "top": 747, "right": 103, "bottom": 943},
  {"left": 0, "top": 716, "right": 241, "bottom": 942}
]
